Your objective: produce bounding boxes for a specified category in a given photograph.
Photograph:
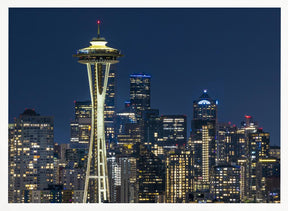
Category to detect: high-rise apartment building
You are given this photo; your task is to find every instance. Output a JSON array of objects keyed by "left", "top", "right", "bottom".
[
  {"left": 8, "top": 109, "right": 54, "bottom": 203},
  {"left": 107, "top": 154, "right": 138, "bottom": 203}
]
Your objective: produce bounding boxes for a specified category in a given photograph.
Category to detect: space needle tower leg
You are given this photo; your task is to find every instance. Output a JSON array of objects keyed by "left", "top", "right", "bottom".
[
  {"left": 82, "top": 63, "right": 111, "bottom": 203},
  {"left": 96, "top": 62, "right": 110, "bottom": 203}
]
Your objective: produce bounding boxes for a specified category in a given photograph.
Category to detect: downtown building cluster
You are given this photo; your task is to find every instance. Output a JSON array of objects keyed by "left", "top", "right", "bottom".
[{"left": 8, "top": 73, "right": 280, "bottom": 203}]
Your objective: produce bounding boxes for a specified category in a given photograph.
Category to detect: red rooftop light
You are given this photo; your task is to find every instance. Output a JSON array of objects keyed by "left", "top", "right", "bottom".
[
  {"left": 245, "top": 115, "right": 251, "bottom": 119},
  {"left": 97, "top": 20, "right": 101, "bottom": 24}
]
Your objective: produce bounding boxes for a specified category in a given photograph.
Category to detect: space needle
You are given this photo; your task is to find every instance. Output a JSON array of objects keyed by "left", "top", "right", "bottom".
[{"left": 73, "top": 21, "right": 123, "bottom": 203}]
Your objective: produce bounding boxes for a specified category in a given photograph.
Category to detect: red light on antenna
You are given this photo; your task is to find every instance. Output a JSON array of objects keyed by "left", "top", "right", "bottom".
[
  {"left": 245, "top": 115, "right": 251, "bottom": 119},
  {"left": 97, "top": 20, "right": 101, "bottom": 24}
]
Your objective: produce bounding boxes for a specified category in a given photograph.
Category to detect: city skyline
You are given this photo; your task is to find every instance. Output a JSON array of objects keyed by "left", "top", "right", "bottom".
[
  {"left": 9, "top": 8, "right": 280, "bottom": 146},
  {"left": 7, "top": 6, "right": 283, "bottom": 205}
]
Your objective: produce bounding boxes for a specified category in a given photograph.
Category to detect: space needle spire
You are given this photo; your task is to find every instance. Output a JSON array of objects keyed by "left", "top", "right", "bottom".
[{"left": 73, "top": 20, "right": 123, "bottom": 203}]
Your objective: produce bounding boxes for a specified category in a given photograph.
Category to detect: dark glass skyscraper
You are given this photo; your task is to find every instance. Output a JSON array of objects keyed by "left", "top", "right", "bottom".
[
  {"left": 137, "top": 144, "right": 165, "bottom": 203},
  {"left": 129, "top": 73, "right": 151, "bottom": 120}
]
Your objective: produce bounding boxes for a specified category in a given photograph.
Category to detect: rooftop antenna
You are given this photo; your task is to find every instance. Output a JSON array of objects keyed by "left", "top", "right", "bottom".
[{"left": 97, "top": 20, "right": 101, "bottom": 38}]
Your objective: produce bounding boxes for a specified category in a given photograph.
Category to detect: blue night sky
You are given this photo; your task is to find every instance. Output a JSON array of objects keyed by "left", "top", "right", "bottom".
[{"left": 9, "top": 8, "right": 280, "bottom": 146}]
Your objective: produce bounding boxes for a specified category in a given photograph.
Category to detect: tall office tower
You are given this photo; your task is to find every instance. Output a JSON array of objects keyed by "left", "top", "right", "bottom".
[
  {"left": 210, "top": 165, "right": 241, "bottom": 203},
  {"left": 143, "top": 109, "right": 161, "bottom": 149},
  {"left": 247, "top": 128, "right": 270, "bottom": 202},
  {"left": 165, "top": 150, "right": 193, "bottom": 203},
  {"left": 159, "top": 115, "right": 187, "bottom": 147},
  {"left": 235, "top": 115, "right": 259, "bottom": 201},
  {"left": 8, "top": 109, "right": 54, "bottom": 203},
  {"left": 216, "top": 123, "right": 239, "bottom": 165},
  {"left": 137, "top": 144, "right": 165, "bottom": 203},
  {"left": 104, "top": 66, "right": 117, "bottom": 143},
  {"left": 73, "top": 21, "right": 122, "bottom": 203},
  {"left": 190, "top": 90, "right": 217, "bottom": 190},
  {"left": 129, "top": 73, "right": 151, "bottom": 120}
]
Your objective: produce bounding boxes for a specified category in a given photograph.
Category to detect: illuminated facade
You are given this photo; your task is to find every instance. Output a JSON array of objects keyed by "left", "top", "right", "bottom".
[
  {"left": 247, "top": 128, "right": 270, "bottom": 202},
  {"left": 137, "top": 144, "right": 165, "bottom": 203},
  {"left": 129, "top": 73, "right": 151, "bottom": 120},
  {"left": 73, "top": 22, "right": 122, "bottom": 203},
  {"left": 70, "top": 101, "right": 91, "bottom": 145},
  {"left": 107, "top": 155, "right": 138, "bottom": 203},
  {"left": 8, "top": 109, "right": 54, "bottom": 203},
  {"left": 269, "top": 146, "right": 280, "bottom": 159},
  {"left": 211, "top": 165, "right": 241, "bottom": 203},
  {"left": 114, "top": 108, "right": 137, "bottom": 136},
  {"left": 191, "top": 90, "right": 217, "bottom": 190},
  {"left": 117, "top": 123, "right": 142, "bottom": 155},
  {"left": 216, "top": 123, "right": 239, "bottom": 165},
  {"left": 160, "top": 115, "right": 187, "bottom": 147},
  {"left": 165, "top": 150, "right": 193, "bottom": 203}
]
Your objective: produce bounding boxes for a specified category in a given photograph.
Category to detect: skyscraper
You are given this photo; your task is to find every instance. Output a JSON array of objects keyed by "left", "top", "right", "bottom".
[
  {"left": 129, "top": 73, "right": 151, "bottom": 120},
  {"left": 165, "top": 150, "right": 193, "bottom": 203},
  {"left": 190, "top": 90, "right": 217, "bottom": 191},
  {"left": 247, "top": 128, "right": 270, "bottom": 202},
  {"left": 73, "top": 21, "right": 122, "bottom": 203},
  {"left": 216, "top": 122, "right": 239, "bottom": 165},
  {"left": 70, "top": 101, "right": 91, "bottom": 146},
  {"left": 137, "top": 144, "right": 165, "bottom": 203},
  {"left": 210, "top": 165, "right": 241, "bottom": 203},
  {"left": 159, "top": 115, "right": 187, "bottom": 147},
  {"left": 8, "top": 109, "right": 54, "bottom": 203}
]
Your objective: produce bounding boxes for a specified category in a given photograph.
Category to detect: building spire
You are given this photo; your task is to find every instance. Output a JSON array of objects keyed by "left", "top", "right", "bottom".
[{"left": 97, "top": 20, "right": 101, "bottom": 38}]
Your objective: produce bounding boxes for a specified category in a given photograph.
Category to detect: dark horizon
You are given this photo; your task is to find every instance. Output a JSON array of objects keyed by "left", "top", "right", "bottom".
[{"left": 9, "top": 8, "right": 280, "bottom": 146}]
